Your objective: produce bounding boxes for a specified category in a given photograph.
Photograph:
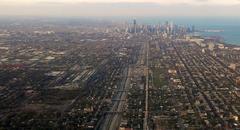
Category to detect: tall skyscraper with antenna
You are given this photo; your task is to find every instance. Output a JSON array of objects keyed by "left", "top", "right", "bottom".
[{"left": 133, "top": 19, "right": 137, "bottom": 33}]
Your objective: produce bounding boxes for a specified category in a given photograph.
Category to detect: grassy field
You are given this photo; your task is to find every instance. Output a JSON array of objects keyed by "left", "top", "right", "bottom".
[{"left": 151, "top": 67, "right": 168, "bottom": 88}]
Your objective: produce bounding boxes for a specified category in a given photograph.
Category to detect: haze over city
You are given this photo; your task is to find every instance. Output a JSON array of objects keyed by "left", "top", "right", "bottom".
[{"left": 1, "top": 0, "right": 240, "bottom": 130}]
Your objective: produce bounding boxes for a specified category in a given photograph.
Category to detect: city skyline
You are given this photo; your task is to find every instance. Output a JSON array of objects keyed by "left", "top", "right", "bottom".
[
  {"left": 1, "top": 18, "right": 240, "bottom": 130},
  {"left": 1, "top": 1, "right": 240, "bottom": 129}
]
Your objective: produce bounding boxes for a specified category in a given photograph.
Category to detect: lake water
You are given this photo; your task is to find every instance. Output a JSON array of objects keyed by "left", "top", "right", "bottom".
[{"left": 197, "top": 25, "right": 240, "bottom": 45}]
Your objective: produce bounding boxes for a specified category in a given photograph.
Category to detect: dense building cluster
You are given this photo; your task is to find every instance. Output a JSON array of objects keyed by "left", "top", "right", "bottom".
[{"left": 0, "top": 19, "right": 239, "bottom": 130}]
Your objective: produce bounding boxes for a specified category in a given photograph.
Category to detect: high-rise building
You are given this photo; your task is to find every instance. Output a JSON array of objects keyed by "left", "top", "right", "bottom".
[
  {"left": 192, "top": 25, "right": 195, "bottom": 32},
  {"left": 133, "top": 19, "right": 137, "bottom": 33},
  {"left": 170, "top": 21, "right": 174, "bottom": 34}
]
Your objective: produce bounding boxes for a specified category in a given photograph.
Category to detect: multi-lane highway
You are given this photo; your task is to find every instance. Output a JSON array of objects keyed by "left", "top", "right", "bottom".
[
  {"left": 143, "top": 41, "right": 149, "bottom": 130},
  {"left": 99, "top": 67, "right": 130, "bottom": 130}
]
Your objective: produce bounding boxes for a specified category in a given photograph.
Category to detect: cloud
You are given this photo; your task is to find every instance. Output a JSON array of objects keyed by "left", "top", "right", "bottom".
[
  {"left": 0, "top": 1, "right": 240, "bottom": 17},
  {"left": 1, "top": 0, "right": 240, "bottom": 5},
  {"left": 194, "top": 0, "right": 209, "bottom": 2}
]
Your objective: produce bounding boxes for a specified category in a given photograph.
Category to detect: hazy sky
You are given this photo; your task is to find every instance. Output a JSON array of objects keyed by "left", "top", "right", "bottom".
[
  {"left": 2, "top": 0, "right": 240, "bottom": 5},
  {"left": 1, "top": 0, "right": 240, "bottom": 17}
]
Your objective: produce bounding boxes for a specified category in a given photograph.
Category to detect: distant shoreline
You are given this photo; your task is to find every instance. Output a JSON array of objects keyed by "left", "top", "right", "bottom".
[
  {"left": 201, "top": 35, "right": 240, "bottom": 47},
  {"left": 190, "top": 32, "right": 240, "bottom": 47},
  {"left": 193, "top": 32, "right": 240, "bottom": 47}
]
